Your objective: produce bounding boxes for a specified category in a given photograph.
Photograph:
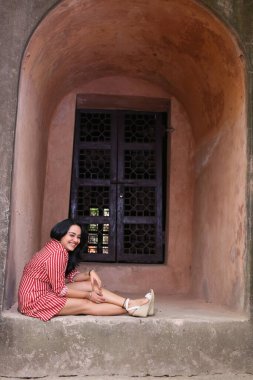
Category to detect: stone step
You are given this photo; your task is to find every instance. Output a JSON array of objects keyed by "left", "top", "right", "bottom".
[{"left": 0, "top": 296, "right": 252, "bottom": 378}]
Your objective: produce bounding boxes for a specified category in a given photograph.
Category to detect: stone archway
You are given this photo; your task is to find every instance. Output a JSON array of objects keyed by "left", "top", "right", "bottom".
[{"left": 6, "top": 0, "right": 247, "bottom": 312}]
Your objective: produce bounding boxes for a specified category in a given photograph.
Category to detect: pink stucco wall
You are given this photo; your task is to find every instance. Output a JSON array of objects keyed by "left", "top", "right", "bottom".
[
  {"left": 192, "top": 109, "right": 247, "bottom": 309},
  {"left": 6, "top": 0, "right": 247, "bottom": 311}
]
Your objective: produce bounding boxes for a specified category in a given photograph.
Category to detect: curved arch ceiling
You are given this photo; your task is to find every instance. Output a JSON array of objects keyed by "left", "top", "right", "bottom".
[{"left": 22, "top": 0, "right": 245, "bottom": 141}]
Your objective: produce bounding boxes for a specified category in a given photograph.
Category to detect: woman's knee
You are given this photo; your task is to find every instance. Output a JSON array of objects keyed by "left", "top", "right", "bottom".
[{"left": 67, "top": 280, "right": 92, "bottom": 291}]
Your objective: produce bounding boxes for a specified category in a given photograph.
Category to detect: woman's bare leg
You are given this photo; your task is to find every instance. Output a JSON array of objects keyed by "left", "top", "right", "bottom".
[
  {"left": 67, "top": 281, "right": 148, "bottom": 308},
  {"left": 57, "top": 298, "right": 126, "bottom": 316}
]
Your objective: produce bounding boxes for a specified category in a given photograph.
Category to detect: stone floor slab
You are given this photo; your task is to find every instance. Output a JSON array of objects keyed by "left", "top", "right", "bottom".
[{"left": 1, "top": 296, "right": 252, "bottom": 378}]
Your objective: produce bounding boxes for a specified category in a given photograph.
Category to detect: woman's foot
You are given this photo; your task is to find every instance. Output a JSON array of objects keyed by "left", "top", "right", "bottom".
[
  {"left": 123, "top": 296, "right": 151, "bottom": 317},
  {"left": 127, "top": 298, "right": 148, "bottom": 310}
]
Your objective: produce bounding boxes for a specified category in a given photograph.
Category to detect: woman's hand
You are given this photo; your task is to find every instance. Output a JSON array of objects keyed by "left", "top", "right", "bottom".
[
  {"left": 89, "top": 290, "right": 105, "bottom": 303},
  {"left": 89, "top": 269, "right": 103, "bottom": 294}
]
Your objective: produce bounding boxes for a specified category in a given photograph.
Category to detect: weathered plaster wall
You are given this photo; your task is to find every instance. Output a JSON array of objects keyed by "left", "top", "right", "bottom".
[
  {"left": 5, "top": 86, "right": 49, "bottom": 305},
  {"left": 41, "top": 93, "right": 76, "bottom": 242},
  {"left": 192, "top": 110, "right": 247, "bottom": 309},
  {"left": 199, "top": 0, "right": 253, "bottom": 312},
  {"left": 0, "top": 0, "right": 59, "bottom": 311},
  {"left": 0, "top": 0, "right": 251, "bottom": 314},
  {"left": 234, "top": 0, "right": 253, "bottom": 317}
]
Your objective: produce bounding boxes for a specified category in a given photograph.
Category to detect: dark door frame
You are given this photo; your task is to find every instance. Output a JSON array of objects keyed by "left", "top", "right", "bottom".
[{"left": 70, "top": 94, "right": 171, "bottom": 263}]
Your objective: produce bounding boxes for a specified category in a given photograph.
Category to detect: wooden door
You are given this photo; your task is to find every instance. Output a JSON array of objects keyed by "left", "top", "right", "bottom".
[{"left": 70, "top": 109, "right": 168, "bottom": 263}]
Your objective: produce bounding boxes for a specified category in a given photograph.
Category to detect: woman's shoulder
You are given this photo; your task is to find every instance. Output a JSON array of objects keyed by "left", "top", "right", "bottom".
[
  {"left": 44, "top": 239, "right": 68, "bottom": 256},
  {"left": 22, "top": 240, "right": 67, "bottom": 272}
]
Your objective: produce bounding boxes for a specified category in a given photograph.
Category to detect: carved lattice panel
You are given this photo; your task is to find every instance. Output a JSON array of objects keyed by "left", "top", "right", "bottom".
[
  {"left": 123, "top": 224, "right": 156, "bottom": 255},
  {"left": 124, "top": 150, "right": 156, "bottom": 180},
  {"left": 124, "top": 113, "right": 156, "bottom": 143},
  {"left": 77, "top": 186, "right": 110, "bottom": 217},
  {"left": 79, "top": 149, "right": 110, "bottom": 179},
  {"left": 81, "top": 223, "right": 110, "bottom": 256},
  {"left": 124, "top": 186, "right": 156, "bottom": 217},
  {"left": 80, "top": 112, "right": 111, "bottom": 142}
]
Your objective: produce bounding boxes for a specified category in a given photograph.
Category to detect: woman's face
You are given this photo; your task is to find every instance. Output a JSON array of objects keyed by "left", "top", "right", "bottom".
[{"left": 60, "top": 224, "right": 81, "bottom": 251}]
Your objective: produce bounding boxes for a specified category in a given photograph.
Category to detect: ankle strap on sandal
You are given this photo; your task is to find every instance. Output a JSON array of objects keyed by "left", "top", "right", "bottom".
[{"left": 122, "top": 298, "right": 128, "bottom": 309}]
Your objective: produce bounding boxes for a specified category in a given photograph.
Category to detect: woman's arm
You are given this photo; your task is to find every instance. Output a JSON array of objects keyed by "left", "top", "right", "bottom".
[
  {"left": 65, "top": 283, "right": 106, "bottom": 303},
  {"left": 45, "top": 250, "right": 68, "bottom": 296},
  {"left": 72, "top": 272, "right": 90, "bottom": 282},
  {"left": 73, "top": 270, "right": 102, "bottom": 291}
]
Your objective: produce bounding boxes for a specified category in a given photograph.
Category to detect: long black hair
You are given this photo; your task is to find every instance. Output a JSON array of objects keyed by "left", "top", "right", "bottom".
[{"left": 50, "top": 218, "right": 84, "bottom": 276}]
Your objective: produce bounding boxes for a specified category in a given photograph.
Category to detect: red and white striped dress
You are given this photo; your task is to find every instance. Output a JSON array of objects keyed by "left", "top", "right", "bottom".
[{"left": 18, "top": 239, "right": 79, "bottom": 321}]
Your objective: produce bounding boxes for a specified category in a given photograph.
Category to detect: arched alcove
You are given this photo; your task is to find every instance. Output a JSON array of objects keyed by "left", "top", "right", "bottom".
[{"left": 6, "top": 0, "right": 247, "bottom": 312}]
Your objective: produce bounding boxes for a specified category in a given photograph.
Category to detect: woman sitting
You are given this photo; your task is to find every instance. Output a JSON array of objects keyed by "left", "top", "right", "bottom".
[{"left": 18, "top": 218, "right": 154, "bottom": 321}]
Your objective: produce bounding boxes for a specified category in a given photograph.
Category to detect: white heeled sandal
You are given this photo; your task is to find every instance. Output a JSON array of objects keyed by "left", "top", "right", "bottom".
[
  {"left": 123, "top": 289, "right": 155, "bottom": 317},
  {"left": 124, "top": 297, "right": 151, "bottom": 318},
  {"left": 145, "top": 289, "right": 155, "bottom": 316}
]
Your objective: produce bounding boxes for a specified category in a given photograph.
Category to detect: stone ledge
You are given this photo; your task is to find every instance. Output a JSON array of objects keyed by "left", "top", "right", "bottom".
[
  {"left": 1, "top": 375, "right": 253, "bottom": 380},
  {"left": 3, "top": 295, "right": 248, "bottom": 322},
  {"left": 0, "top": 296, "right": 252, "bottom": 378}
]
